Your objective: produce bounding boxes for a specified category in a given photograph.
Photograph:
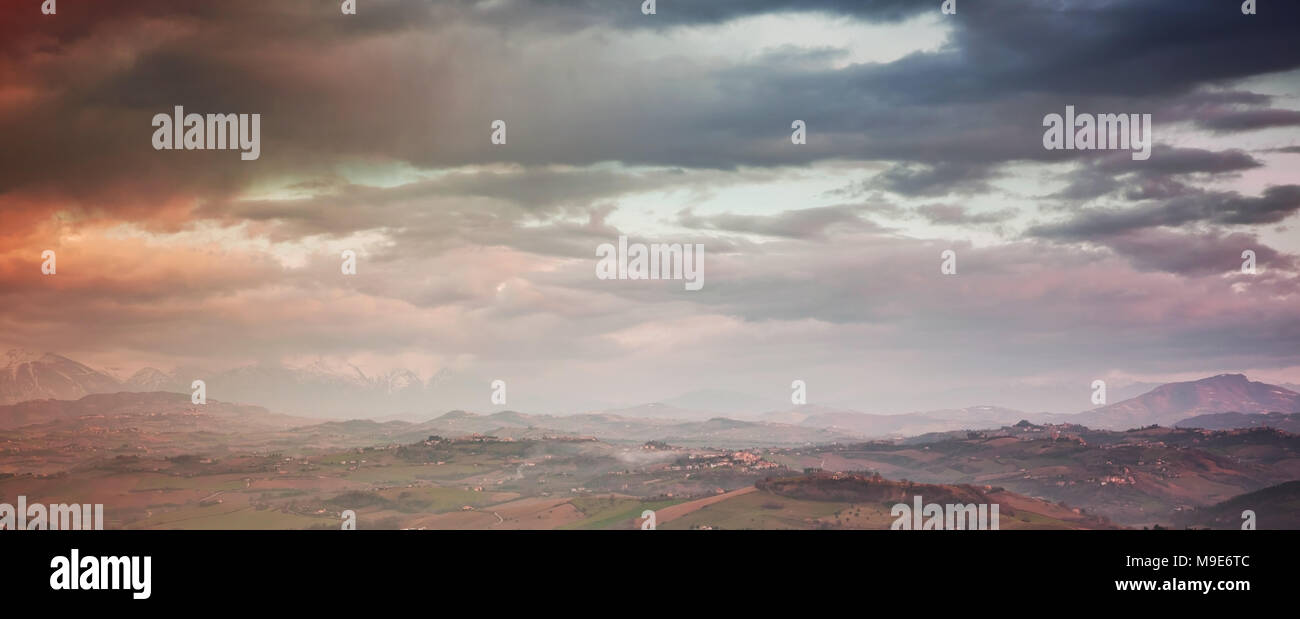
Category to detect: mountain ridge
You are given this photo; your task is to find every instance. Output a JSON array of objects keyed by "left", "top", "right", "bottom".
[
  {"left": 1072, "top": 373, "right": 1300, "bottom": 430},
  {"left": 3, "top": 350, "right": 1299, "bottom": 433}
]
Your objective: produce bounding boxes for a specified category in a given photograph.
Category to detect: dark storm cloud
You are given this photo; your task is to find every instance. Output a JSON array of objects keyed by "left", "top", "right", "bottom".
[
  {"left": 1051, "top": 147, "right": 1263, "bottom": 202},
  {"left": 1095, "top": 147, "right": 1262, "bottom": 176},
  {"left": 4, "top": 0, "right": 1298, "bottom": 209},
  {"left": 926, "top": 0, "right": 1300, "bottom": 99},
  {"left": 876, "top": 162, "right": 997, "bottom": 197},
  {"left": 1099, "top": 228, "right": 1296, "bottom": 277},
  {"left": 1197, "top": 108, "right": 1300, "bottom": 133},
  {"left": 3, "top": 0, "right": 1294, "bottom": 261},
  {"left": 1030, "top": 185, "right": 1300, "bottom": 240}
]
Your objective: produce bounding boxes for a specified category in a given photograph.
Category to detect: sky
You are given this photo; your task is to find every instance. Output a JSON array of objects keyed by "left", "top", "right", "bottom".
[{"left": 1, "top": 0, "right": 1298, "bottom": 415}]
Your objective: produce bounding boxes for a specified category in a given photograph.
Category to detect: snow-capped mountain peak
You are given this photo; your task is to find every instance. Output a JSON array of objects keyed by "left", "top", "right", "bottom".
[
  {"left": 125, "top": 367, "right": 175, "bottom": 391},
  {"left": 299, "top": 358, "right": 371, "bottom": 386}
]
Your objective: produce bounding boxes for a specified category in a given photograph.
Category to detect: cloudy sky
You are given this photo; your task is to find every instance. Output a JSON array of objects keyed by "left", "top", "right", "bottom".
[{"left": 1, "top": 0, "right": 1298, "bottom": 415}]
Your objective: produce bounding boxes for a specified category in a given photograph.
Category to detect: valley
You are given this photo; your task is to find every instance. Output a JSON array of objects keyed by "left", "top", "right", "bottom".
[{"left": 2, "top": 352, "right": 1297, "bottom": 530}]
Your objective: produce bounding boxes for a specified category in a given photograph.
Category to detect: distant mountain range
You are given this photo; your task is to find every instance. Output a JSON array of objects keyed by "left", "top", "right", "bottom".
[
  {"left": 17, "top": 388, "right": 1297, "bottom": 527},
  {"left": 699, "top": 374, "right": 1299, "bottom": 435},
  {"left": 0, "top": 349, "right": 480, "bottom": 417},
  {"left": 401, "top": 409, "right": 859, "bottom": 448},
  {"left": 2, "top": 350, "right": 1298, "bottom": 434},
  {"left": 0, "top": 390, "right": 305, "bottom": 431},
  {"left": 1073, "top": 374, "right": 1300, "bottom": 430},
  {"left": 0, "top": 350, "right": 121, "bottom": 404},
  {"left": 777, "top": 404, "right": 1066, "bottom": 438}
]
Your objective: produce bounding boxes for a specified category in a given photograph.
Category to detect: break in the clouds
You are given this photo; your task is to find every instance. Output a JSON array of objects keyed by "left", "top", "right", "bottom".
[{"left": 0, "top": 0, "right": 1298, "bottom": 415}]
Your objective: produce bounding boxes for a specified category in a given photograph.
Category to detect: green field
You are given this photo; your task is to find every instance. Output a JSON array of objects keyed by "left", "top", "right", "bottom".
[
  {"left": 129, "top": 504, "right": 332, "bottom": 530},
  {"left": 374, "top": 485, "right": 506, "bottom": 513},
  {"left": 133, "top": 473, "right": 245, "bottom": 492},
  {"left": 561, "top": 496, "right": 686, "bottom": 530},
  {"left": 661, "top": 491, "right": 848, "bottom": 530}
]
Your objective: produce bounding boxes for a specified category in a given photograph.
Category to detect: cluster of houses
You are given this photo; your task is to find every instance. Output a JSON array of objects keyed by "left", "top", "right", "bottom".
[{"left": 667, "top": 451, "right": 782, "bottom": 474}]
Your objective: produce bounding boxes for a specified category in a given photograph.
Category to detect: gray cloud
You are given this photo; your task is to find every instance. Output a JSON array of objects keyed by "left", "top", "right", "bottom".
[
  {"left": 1050, "top": 147, "right": 1263, "bottom": 202},
  {"left": 1096, "top": 147, "right": 1262, "bottom": 176},
  {"left": 1099, "top": 228, "right": 1296, "bottom": 276},
  {"left": 1198, "top": 108, "right": 1300, "bottom": 132},
  {"left": 878, "top": 162, "right": 998, "bottom": 197},
  {"left": 1030, "top": 185, "right": 1300, "bottom": 240}
]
